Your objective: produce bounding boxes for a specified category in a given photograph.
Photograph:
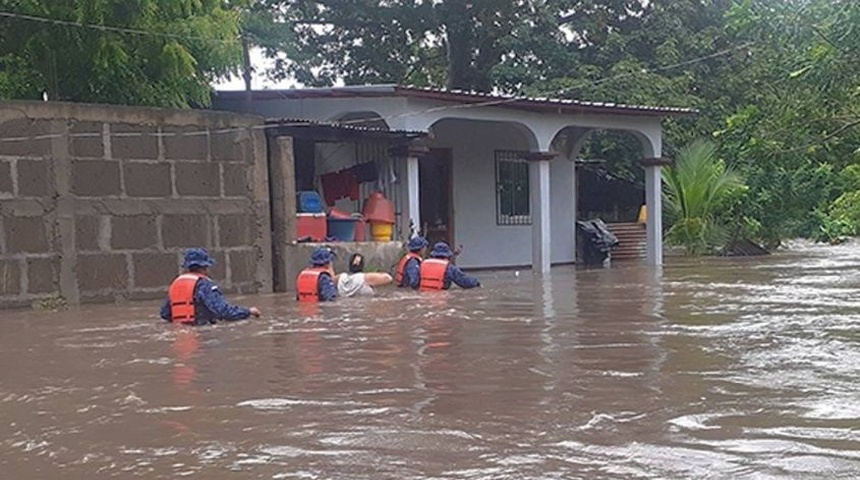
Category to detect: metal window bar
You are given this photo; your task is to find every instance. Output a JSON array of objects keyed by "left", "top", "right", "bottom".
[{"left": 495, "top": 150, "right": 531, "bottom": 226}]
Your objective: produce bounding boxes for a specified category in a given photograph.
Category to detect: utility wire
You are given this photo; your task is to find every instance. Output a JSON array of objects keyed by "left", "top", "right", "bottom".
[
  {"left": 0, "top": 8, "right": 755, "bottom": 142},
  {"left": 0, "top": 10, "right": 239, "bottom": 44},
  {"left": 382, "top": 41, "right": 753, "bottom": 122}
]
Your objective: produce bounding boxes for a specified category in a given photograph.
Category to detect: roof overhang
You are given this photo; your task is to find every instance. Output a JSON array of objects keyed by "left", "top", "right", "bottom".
[
  {"left": 264, "top": 117, "right": 426, "bottom": 142},
  {"left": 216, "top": 84, "right": 698, "bottom": 118}
]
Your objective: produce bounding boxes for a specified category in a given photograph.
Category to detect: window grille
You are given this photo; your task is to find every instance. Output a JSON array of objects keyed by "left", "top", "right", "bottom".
[{"left": 495, "top": 150, "right": 531, "bottom": 225}]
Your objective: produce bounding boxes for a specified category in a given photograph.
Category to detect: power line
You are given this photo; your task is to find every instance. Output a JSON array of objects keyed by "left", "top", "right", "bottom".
[
  {"left": 0, "top": 9, "right": 754, "bottom": 142},
  {"left": 0, "top": 10, "right": 239, "bottom": 45},
  {"left": 365, "top": 41, "right": 754, "bottom": 122}
]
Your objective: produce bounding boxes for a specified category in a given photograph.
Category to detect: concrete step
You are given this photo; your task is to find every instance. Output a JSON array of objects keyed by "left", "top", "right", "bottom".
[
  {"left": 607, "top": 223, "right": 646, "bottom": 231},
  {"left": 613, "top": 246, "right": 645, "bottom": 252},
  {"left": 606, "top": 222, "right": 646, "bottom": 261}
]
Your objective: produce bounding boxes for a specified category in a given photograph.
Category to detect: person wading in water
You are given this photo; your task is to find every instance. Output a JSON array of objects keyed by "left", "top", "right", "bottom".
[
  {"left": 395, "top": 236, "right": 428, "bottom": 289},
  {"left": 160, "top": 248, "right": 261, "bottom": 325},
  {"left": 296, "top": 247, "right": 338, "bottom": 302},
  {"left": 419, "top": 242, "right": 481, "bottom": 291},
  {"left": 337, "top": 253, "right": 393, "bottom": 297}
]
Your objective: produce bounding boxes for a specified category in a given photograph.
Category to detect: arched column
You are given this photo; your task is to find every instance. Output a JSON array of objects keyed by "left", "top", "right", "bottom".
[
  {"left": 548, "top": 127, "right": 593, "bottom": 267},
  {"left": 637, "top": 127, "right": 665, "bottom": 266},
  {"left": 639, "top": 156, "right": 670, "bottom": 266},
  {"left": 525, "top": 151, "right": 556, "bottom": 274},
  {"left": 390, "top": 141, "right": 428, "bottom": 240}
]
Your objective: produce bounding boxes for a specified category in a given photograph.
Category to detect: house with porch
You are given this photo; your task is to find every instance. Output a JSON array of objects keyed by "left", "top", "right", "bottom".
[{"left": 214, "top": 85, "right": 694, "bottom": 280}]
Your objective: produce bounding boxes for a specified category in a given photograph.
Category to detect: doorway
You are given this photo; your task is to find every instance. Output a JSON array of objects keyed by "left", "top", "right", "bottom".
[{"left": 419, "top": 148, "right": 453, "bottom": 247}]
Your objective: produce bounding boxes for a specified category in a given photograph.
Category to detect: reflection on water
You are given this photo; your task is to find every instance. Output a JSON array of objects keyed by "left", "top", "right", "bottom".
[{"left": 1, "top": 241, "right": 859, "bottom": 479}]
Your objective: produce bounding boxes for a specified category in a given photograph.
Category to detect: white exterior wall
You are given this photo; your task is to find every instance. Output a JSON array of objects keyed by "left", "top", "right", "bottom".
[
  {"left": 430, "top": 119, "right": 575, "bottom": 269},
  {"left": 549, "top": 159, "right": 576, "bottom": 264},
  {"left": 213, "top": 90, "right": 668, "bottom": 267}
]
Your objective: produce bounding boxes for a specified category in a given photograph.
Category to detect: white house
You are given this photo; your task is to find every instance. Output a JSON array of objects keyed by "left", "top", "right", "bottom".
[{"left": 214, "top": 85, "right": 695, "bottom": 272}]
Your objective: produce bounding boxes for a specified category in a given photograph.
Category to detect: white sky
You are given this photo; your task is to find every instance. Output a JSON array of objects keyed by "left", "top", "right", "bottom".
[{"left": 211, "top": 46, "right": 298, "bottom": 91}]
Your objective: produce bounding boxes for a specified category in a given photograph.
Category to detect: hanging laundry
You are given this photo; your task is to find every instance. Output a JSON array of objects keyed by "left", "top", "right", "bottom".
[
  {"left": 345, "top": 169, "right": 360, "bottom": 201},
  {"left": 320, "top": 171, "right": 345, "bottom": 206},
  {"left": 320, "top": 169, "right": 360, "bottom": 205},
  {"left": 350, "top": 162, "right": 379, "bottom": 183},
  {"left": 387, "top": 158, "right": 397, "bottom": 184}
]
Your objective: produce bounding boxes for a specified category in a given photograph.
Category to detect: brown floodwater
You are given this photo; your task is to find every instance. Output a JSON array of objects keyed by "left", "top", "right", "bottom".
[{"left": 2, "top": 242, "right": 859, "bottom": 479}]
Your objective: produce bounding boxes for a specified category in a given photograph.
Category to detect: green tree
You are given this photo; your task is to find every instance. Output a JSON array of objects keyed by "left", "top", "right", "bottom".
[
  {"left": 816, "top": 165, "right": 860, "bottom": 243},
  {"left": 248, "top": 0, "right": 858, "bottom": 248},
  {"left": 663, "top": 139, "right": 746, "bottom": 255},
  {"left": 716, "top": 0, "right": 859, "bottom": 246},
  {"left": 253, "top": 0, "right": 579, "bottom": 90},
  {"left": 0, "top": 0, "right": 243, "bottom": 107}
]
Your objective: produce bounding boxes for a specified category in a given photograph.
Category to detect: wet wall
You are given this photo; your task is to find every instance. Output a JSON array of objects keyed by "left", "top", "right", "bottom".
[{"left": 0, "top": 101, "right": 272, "bottom": 308}]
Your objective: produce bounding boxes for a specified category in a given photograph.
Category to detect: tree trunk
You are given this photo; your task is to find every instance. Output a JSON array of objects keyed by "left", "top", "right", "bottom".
[{"left": 440, "top": 1, "right": 473, "bottom": 90}]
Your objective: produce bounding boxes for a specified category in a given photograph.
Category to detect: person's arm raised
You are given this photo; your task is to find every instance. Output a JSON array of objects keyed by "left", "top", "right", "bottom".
[{"left": 364, "top": 272, "right": 393, "bottom": 287}]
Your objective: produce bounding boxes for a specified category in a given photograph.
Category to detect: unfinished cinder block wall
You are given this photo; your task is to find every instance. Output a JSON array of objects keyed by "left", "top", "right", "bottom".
[{"left": 0, "top": 101, "right": 272, "bottom": 308}]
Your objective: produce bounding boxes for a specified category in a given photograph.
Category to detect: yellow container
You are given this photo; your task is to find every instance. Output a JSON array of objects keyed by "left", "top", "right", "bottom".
[
  {"left": 369, "top": 222, "right": 393, "bottom": 241},
  {"left": 637, "top": 205, "right": 647, "bottom": 224}
]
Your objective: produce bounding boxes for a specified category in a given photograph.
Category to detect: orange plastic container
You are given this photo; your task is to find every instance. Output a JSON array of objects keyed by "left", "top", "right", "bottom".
[
  {"left": 362, "top": 191, "right": 395, "bottom": 223},
  {"left": 296, "top": 213, "right": 326, "bottom": 241},
  {"left": 353, "top": 216, "right": 367, "bottom": 241}
]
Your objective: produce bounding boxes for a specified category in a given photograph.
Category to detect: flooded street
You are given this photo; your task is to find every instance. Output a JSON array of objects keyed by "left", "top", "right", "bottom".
[{"left": 2, "top": 243, "right": 859, "bottom": 479}]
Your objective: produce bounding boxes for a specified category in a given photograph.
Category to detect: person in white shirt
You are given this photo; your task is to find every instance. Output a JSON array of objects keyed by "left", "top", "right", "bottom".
[{"left": 336, "top": 253, "right": 393, "bottom": 297}]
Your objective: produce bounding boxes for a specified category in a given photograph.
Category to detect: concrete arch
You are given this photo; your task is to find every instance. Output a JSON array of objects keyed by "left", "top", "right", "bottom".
[
  {"left": 427, "top": 117, "right": 540, "bottom": 152},
  {"left": 326, "top": 110, "right": 391, "bottom": 130},
  {"left": 546, "top": 125, "right": 661, "bottom": 160},
  {"left": 544, "top": 123, "right": 665, "bottom": 267}
]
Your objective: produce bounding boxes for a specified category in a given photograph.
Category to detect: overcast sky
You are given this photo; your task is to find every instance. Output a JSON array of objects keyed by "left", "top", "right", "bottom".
[{"left": 212, "top": 46, "right": 295, "bottom": 91}]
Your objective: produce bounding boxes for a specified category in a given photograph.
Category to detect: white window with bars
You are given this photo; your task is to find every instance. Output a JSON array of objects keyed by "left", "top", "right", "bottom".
[{"left": 495, "top": 150, "right": 531, "bottom": 226}]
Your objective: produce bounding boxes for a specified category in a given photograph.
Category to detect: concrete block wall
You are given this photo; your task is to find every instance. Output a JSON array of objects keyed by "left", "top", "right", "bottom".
[
  {"left": 0, "top": 101, "right": 272, "bottom": 308},
  {"left": 282, "top": 241, "right": 406, "bottom": 293}
]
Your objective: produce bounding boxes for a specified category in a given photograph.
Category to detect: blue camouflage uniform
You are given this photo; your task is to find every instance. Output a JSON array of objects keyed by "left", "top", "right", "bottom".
[
  {"left": 399, "top": 236, "right": 428, "bottom": 289},
  {"left": 402, "top": 257, "right": 421, "bottom": 289},
  {"left": 429, "top": 242, "right": 481, "bottom": 290},
  {"left": 317, "top": 272, "right": 338, "bottom": 301},
  {"left": 443, "top": 263, "right": 481, "bottom": 289},
  {"left": 160, "top": 248, "right": 252, "bottom": 325},
  {"left": 311, "top": 247, "right": 338, "bottom": 301}
]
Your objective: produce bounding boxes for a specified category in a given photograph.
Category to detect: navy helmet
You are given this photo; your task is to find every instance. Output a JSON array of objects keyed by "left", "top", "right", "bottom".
[
  {"left": 407, "top": 236, "right": 429, "bottom": 252},
  {"left": 183, "top": 247, "right": 215, "bottom": 269},
  {"left": 311, "top": 246, "right": 336, "bottom": 266},
  {"left": 429, "top": 242, "right": 454, "bottom": 259}
]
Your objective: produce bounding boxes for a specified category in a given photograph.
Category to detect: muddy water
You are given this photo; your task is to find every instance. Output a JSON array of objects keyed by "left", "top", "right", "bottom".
[{"left": 2, "top": 243, "right": 859, "bottom": 479}]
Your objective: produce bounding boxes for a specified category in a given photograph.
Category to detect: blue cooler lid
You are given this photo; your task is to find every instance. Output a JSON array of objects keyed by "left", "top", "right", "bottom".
[{"left": 297, "top": 191, "right": 324, "bottom": 213}]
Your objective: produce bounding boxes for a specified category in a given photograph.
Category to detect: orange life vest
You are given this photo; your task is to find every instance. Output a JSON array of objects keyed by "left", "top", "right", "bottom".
[
  {"left": 168, "top": 273, "right": 205, "bottom": 324},
  {"left": 296, "top": 267, "right": 328, "bottom": 302},
  {"left": 420, "top": 258, "right": 449, "bottom": 291},
  {"left": 395, "top": 252, "right": 423, "bottom": 286}
]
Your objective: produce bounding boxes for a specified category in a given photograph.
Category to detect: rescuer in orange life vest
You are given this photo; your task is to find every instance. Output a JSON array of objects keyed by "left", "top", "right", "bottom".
[
  {"left": 395, "top": 236, "right": 428, "bottom": 289},
  {"left": 296, "top": 247, "right": 338, "bottom": 302},
  {"left": 160, "top": 248, "right": 261, "bottom": 325},
  {"left": 419, "top": 242, "right": 481, "bottom": 290}
]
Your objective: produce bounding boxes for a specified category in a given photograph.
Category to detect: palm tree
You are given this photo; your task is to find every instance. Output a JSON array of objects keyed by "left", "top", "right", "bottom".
[{"left": 663, "top": 139, "right": 745, "bottom": 255}]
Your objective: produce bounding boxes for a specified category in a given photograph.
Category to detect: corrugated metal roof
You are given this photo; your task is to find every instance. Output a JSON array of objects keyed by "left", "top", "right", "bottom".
[
  {"left": 217, "top": 84, "right": 697, "bottom": 117},
  {"left": 264, "top": 117, "right": 426, "bottom": 137},
  {"left": 393, "top": 85, "right": 697, "bottom": 116}
]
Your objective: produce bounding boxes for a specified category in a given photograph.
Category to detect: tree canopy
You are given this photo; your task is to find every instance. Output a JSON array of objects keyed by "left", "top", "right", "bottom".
[
  {"left": 0, "top": 0, "right": 857, "bottom": 246},
  {"left": 251, "top": 0, "right": 856, "bottom": 246},
  {"left": 0, "top": 0, "right": 243, "bottom": 107}
]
